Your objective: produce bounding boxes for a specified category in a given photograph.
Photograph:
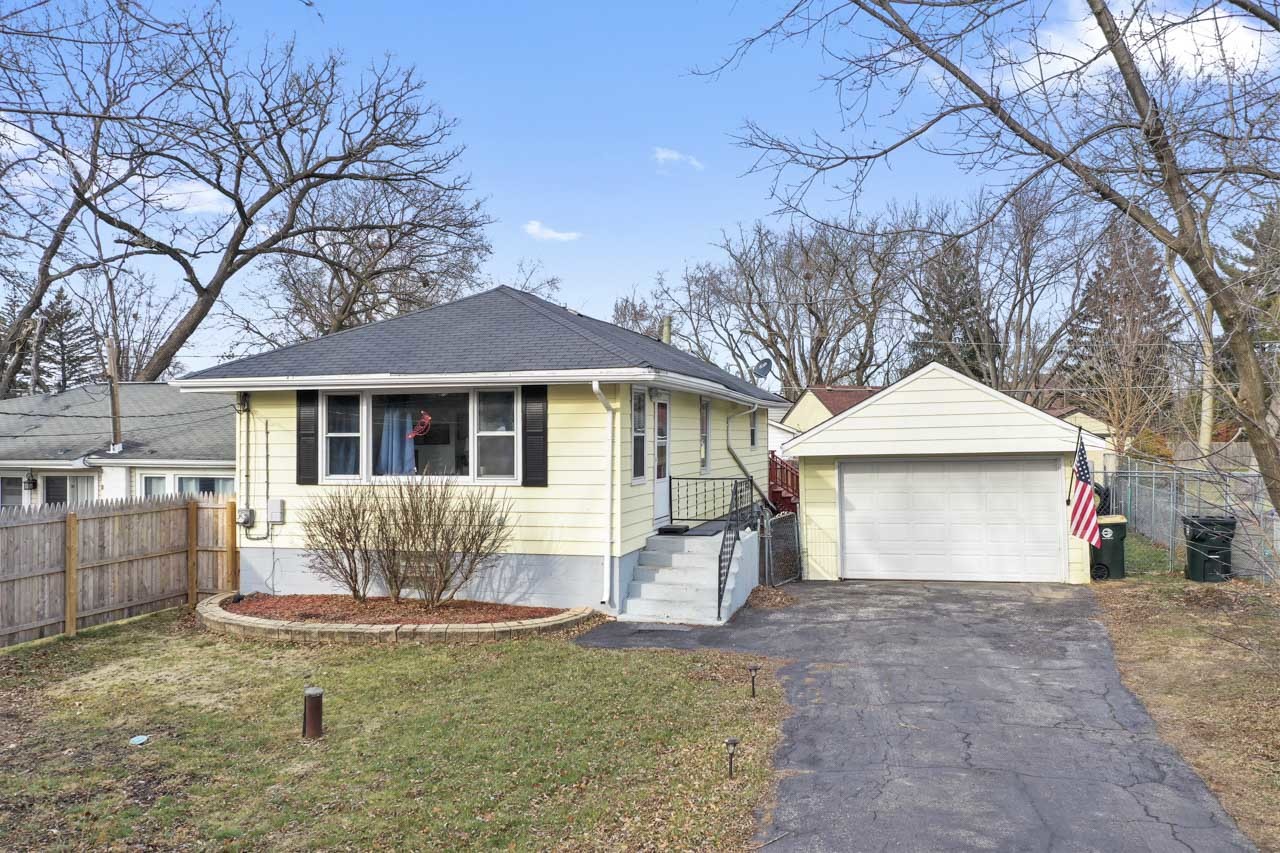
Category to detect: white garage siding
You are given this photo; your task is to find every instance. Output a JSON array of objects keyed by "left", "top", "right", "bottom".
[
  {"left": 784, "top": 364, "right": 1106, "bottom": 585},
  {"left": 837, "top": 457, "right": 1067, "bottom": 582}
]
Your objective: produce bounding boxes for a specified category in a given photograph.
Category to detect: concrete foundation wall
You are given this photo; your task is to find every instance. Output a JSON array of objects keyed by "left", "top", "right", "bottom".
[{"left": 239, "top": 545, "right": 628, "bottom": 611}]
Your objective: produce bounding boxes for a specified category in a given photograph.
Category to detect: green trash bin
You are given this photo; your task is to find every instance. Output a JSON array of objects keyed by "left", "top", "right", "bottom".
[
  {"left": 1090, "top": 515, "right": 1127, "bottom": 580},
  {"left": 1182, "top": 516, "right": 1237, "bottom": 582}
]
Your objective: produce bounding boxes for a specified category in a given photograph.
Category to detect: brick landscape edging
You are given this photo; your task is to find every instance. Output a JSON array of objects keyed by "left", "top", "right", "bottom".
[{"left": 197, "top": 593, "right": 596, "bottom": 644}]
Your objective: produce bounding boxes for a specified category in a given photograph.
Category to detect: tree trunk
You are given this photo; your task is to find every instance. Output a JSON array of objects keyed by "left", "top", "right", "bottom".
[
  {"left": 134, "top": 286, "right": 218, "bottom": 381},
  {"left": 1198, "top": 310, "right": 1215, "bottom": 460}
]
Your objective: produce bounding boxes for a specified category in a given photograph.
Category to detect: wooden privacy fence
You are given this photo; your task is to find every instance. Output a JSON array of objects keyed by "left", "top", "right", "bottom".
[{"left": 0, "top": 495, "right": 239, "bottom": 648}]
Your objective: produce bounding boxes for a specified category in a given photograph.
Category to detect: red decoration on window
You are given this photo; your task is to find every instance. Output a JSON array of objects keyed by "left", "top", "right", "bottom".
[{"left": 407, "top": 411, "right": 432, "bottom": 439}]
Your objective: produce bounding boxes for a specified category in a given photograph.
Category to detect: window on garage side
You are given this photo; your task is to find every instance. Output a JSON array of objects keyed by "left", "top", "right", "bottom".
[{"left": 177, "top": 476, "right": 234, "bottom": 497}]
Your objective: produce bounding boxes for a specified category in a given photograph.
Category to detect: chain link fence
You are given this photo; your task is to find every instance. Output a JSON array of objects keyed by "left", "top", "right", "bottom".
[
  {"left": 761, "top": 512, "right": 802, "bottom": 586},
  {"left": 1102, "top": 455, "right": 1278, "bottom": 582}
]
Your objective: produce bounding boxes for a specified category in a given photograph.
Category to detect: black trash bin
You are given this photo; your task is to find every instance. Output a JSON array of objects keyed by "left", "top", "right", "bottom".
[
  {"left": 1090, "top": 515, "right": 1126, "bottom": 580},
  {"left": 1182, "top": 516, "right": 1237, "bottom": 582}
]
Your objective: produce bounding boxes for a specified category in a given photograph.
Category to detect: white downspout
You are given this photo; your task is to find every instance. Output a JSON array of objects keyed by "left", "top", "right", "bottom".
[
  {"left": 727, "top": 402, "right": 761, "bottom": 498},
  {"left": 592, "top": 381, "right": 615, "bottom": 606}
]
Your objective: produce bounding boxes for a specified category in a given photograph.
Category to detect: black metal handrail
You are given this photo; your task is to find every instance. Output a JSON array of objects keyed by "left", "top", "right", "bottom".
[
  {"left": 715, "top": 478, "right": 753, "bottom": 620},
  {"left": 670, "top": 476, "right": 753, "bottom": 524}
]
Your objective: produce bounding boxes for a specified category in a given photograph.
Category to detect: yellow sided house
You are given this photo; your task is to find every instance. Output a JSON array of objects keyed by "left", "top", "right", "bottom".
[
  {"left": 173, "top": 287, "right": 784, "bottom": 625},
  {"left": 781, "top": 363, "right": 1107, "bottom": 585}
]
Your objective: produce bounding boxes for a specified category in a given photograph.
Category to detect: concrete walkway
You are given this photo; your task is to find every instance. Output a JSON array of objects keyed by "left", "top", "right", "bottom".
[{"left": 578, "top": 581, "right": 1254, "bottom": 852}]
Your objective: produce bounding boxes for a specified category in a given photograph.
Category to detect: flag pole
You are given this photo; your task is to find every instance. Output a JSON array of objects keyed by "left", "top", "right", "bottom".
[{"left": 1066, "top": 426, "right": 1082, "bottom": 506}]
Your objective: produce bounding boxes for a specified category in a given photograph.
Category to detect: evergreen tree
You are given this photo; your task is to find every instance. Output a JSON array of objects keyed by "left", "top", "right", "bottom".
[
  {"left": 906, "top": 238, "right": 995, "bottom": 377},
  {"left": 39, "top": 289, "right": 100, "bottom": 392},
  {"left": 1067, "top": 220, "right": 1182, "bottom": 449}
]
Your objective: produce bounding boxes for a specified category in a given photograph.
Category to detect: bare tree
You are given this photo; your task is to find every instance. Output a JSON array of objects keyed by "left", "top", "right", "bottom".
[
  {"left": 611, "top": 285, "right": 667, "bottom": 339},
  {"left": 222, "top": 168, "right": 490, "bottom": 352},
  {"left": 725, "top": 0, "right": 1280, "bottom": 509},
  {"left": 902, "top": 188, "right": 1096, "bottom": 404},
  {"left": 0, "top": 0, "right": 191, "bottom": 396},
  {"left": 303, "top": 485, "right": 379, "bottom": 601},
  {"left": 652, "top": 220, "right": 909, "bottom": 398},
  {"left": 395, "top": 478, "right": 512, "bottom": 608}
]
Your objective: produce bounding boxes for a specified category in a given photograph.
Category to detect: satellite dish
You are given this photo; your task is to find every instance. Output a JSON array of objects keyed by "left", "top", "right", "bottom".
[{"left": 751, "top": 359, "right": 773, "bottom": 380}]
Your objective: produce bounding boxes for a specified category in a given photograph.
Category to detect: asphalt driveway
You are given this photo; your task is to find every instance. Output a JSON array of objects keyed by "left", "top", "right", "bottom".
[{"left": 578, "top": 582, "right": 1254, "bottom": 852}]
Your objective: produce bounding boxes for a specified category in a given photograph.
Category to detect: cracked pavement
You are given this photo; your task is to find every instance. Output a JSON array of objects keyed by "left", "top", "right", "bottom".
[{"left": 578, "top": 581, "right": 1255, "bottom": 852}]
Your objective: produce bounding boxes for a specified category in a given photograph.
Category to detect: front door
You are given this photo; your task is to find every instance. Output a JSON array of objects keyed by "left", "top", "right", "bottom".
[{"left": 653, "top": 396, "right": 670, "bottom": 524}]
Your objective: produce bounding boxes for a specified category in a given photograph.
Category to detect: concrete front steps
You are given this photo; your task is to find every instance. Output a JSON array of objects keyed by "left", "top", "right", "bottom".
[{"left": 619, "top": 533, "right": 748, "bottom": 626}]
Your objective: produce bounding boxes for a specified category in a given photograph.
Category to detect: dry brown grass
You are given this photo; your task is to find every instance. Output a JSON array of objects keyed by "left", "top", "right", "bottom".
[{"left": 1094, "top": 572, "right": 1280, "bottom": 851}]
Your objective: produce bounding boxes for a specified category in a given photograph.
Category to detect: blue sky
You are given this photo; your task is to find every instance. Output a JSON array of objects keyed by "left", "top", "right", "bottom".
[{"left": 196, "top": 0, "right": 974, "bottom": 342}]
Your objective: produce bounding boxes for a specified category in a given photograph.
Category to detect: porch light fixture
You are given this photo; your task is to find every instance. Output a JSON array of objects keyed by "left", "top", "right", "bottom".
[
  {"left": 22, "top": 472, "right": 36, "bottom": 491},
  {"left": 747, "top": 665, "right": 761, "bottom": 698},
  {"left": 724, "top": 737, "right": 740, "bottom": 778}
]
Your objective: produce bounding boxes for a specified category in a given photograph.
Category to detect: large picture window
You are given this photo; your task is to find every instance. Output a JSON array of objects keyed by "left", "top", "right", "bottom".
[
  {"left": 373, "top": 392, "right": 470, "bottom": 476},
  {"left": 325, "top": 394, "right": 361, "bottom": 477},
  {"left": 322, "top": 388, "right": 520, "bottom": 482},
  {"left": 631, "top": 389, "right": 646, "bottom": 481}
]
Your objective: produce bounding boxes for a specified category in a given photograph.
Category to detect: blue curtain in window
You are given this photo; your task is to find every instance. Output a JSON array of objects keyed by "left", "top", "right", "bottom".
[{"left": 376, "top": 404, "right": 416, "bottom": 475}]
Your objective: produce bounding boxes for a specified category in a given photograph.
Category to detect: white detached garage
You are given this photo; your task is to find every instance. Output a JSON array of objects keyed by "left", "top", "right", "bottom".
[{"left": 781, "top": 363, "right": 1107, "bottom": 585}]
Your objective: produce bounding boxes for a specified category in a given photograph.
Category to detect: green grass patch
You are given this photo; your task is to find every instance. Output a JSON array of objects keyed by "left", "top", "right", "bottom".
[
  {"left": 1124, "top": 529, "right": 1178, "bottom": 576},
  {"left": 0, "top": 612, "right": 785, "bottom": 851}
]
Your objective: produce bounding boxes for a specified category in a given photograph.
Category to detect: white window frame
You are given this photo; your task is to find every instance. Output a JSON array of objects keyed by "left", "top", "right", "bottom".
[
  {"left": 0, "top": 475, "right": 23, "bottom": 507},
  {"left": 141, "top": 474, "right": 169, "bottom": 497},
  {"left": 699, "top": 397, "right": 711, "bottom": 474},
  {"left": 176, "top": 475, "right": 236, "bottom": 498},
  {"left": 475, "top": 389, "right": 519, "bottom": 481},
  {"left": 749, "top": 409, "right": 758, "bottom": 448},
  {"left": 42, "top": 473, "right": 95, "bottom": 505},
  {"left": 319, "top": 387, "right": 522, "bottom": 485},
  {"left": 631, "top": 387, "right": 647, "bottom": 484},
  {"left": 321, "top": 392, "right": 365, "bottom": 481}
]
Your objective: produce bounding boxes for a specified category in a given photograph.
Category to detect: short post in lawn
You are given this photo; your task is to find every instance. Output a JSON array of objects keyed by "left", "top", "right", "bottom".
[
  {"left": 747, "top": 664, "right": 760, "bottom": 698},
  {"left": 302, "top": 687, "right": 324, "bottom": 739},
  {"left": 724, "top": 737, "right": 739, "bottom": 779}
]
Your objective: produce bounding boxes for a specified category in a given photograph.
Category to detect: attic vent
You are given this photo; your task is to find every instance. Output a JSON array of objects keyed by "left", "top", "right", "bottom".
[{"left": 565, "top": 308, "right": 581, "bottom": 316}]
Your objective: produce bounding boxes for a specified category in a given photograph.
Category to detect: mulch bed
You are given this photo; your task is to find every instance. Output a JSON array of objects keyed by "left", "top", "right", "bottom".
[{"left": 224, "top": 593, "right": 564, "bottom": 625}]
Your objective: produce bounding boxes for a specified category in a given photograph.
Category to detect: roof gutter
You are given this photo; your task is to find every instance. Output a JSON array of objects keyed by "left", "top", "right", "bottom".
[
  {"left": 591, "top": 381, "right": 616, "bottom": 607},
  {"left": 171, "top": 368, "right": 783, "bottom": 408}
]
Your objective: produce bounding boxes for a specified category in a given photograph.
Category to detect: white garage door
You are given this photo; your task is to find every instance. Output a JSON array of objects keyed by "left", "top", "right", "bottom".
[{"left": 838, "top": 457, "right": 1066, "bottom": 582}]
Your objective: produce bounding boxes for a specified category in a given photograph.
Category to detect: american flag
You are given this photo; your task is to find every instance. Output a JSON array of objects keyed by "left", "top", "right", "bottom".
[{"left": 1070, "top": 433, "right": 1101, "bottom": 548}]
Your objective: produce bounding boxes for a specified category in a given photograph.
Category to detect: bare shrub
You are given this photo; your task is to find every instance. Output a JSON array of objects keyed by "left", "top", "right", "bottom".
[
  {"left": 397, "top": 478, "right": 513, "bottom": 607},
  {"left": 301, "top": 486, "right": 380, "bottom": 601},
  {"left": 367, "top": 482, "right": 415, "bottom": 603}
]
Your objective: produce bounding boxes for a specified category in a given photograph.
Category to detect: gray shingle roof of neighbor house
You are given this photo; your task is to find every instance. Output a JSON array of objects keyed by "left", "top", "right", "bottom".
[
  {"left": 0, "top": 383, "right": 235, "bottom": 463},
  {"left": 180, "top": 286, "right": 787, "bottom": 404}
]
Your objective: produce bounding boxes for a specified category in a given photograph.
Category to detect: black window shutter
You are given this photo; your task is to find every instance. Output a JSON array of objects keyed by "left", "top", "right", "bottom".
[
  {"left": 296, "top": 390, "right": 319, "bottom": 485},
  {"left": 521, "top": 385, "right": 548, "bottom": 487}
]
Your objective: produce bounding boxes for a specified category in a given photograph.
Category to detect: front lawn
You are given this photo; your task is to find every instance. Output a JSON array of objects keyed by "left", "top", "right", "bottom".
[
  {"left": 0, "top": 611, "right": 784, "bottom": 851},
  {"left": 1094, "top": 532, "right": 1280, "bottom": 850}
]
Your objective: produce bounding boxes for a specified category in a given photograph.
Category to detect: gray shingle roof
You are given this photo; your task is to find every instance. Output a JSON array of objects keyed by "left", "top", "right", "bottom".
[
  {"left": 181, "top": 286, "right": 785, "bottom": 404},
  {"left": 0, "top": 383, "right": 235, "bottom": 463}
]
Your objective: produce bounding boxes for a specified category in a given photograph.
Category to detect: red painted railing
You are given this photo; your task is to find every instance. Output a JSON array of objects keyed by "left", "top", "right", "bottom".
[{"left": 769, "top": 452, "right": 799, "bottom": 502}]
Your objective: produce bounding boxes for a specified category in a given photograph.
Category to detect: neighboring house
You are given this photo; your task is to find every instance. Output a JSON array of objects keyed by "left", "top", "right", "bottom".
[
  {"left": 781, "top": 363, "right": 1107, "bottom": 586},
  {"left": 1046, "top": 405, "right": 1115, "bottom": 449},
  {"left": 781, "top": 385, "right": 881, "bottom": 432},
  {"left": 0, "top": 383, "right": 236, "bottom": 508},
  {"left": 172, "top": 286, "right": 785, "bottom": 624},
  {"left": 767, "top": 409, "right": 801, "bottom": 457}
]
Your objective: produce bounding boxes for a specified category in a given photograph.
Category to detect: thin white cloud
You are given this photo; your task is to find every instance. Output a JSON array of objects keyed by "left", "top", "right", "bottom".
[
  {"left": 652, "top": 146, "right": 704, "bottom": 171},
  {"left": 523, "top": 219, "right": 581, "bottom": 242}
]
